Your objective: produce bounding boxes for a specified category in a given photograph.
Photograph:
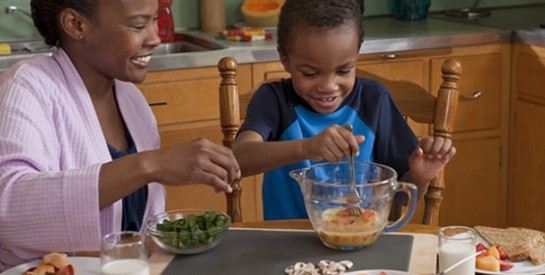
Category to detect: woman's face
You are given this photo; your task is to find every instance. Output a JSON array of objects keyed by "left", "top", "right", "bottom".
[
  {"left": 79, "top": 0, "right": 160, "bottom": 84},
  {"left": 279, "top": 24, "right": 361, "bottom": 114}
]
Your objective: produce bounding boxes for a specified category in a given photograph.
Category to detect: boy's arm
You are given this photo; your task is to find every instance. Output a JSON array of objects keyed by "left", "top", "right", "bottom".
[
  {"left": 233, "top": 130, "right": 307, "bottom": 177},
  {"left": 233, "top": 125, "right": 363, "bottom": 177},
  {"left": 400, "top": 170, "right": 429, "bottom": 202}
]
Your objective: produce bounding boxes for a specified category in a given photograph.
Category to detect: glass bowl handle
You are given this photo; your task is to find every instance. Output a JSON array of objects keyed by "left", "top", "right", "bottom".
[{"left": 384, "top": 181, "right": 418, "bottom": 232}]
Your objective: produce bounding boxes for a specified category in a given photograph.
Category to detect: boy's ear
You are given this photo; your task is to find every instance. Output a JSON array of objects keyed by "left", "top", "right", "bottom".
[{"left": 58, "top": 8, "right": 86, "bottom": 41}]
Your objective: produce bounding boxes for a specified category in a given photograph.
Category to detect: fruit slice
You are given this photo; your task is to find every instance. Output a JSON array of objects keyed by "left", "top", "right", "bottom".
[
  {"left": 499, "top": 260, "right": 514, "bottom": 271},
  {"left": 476, "top": 242, "right": 488, "bottom": 253},
  {"left": 476, "top": 255, "right": 500, "bottom": 272},
  {"left": 486, "top": 246, "right": 501, "bottom": 259}
]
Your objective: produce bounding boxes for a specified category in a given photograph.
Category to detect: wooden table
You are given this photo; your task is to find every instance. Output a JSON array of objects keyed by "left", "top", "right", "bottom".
[{"left": 149, "top": 220, "right": 439, "bottom": 275}]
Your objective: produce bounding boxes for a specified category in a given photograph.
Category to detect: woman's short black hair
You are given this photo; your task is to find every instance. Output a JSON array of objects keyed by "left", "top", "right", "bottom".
[
  {"left": 277, "top": 0, "right": 364, "bottom": 54},
  {"left": 30, "top": 0, "right": 97, "bottom": 46}
]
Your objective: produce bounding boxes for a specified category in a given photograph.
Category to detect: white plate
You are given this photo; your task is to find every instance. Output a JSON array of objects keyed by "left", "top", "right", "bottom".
[
  {"left": 475, "top": 235, "right": 545, "bottom": 274},
  {"left": 0, "top": 257, "right": 100, "bottom": 275},
  {"left": 343, "top": 270, "right": 412, "bottom": 275},
  {"left": 476, "top": 265, "right": 545, "bottom": 275},
  {"left": 232, "top": 22, "right": 277, "bottom": 33}
]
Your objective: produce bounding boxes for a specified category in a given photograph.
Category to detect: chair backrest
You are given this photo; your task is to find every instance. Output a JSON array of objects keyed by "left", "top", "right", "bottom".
[{"left": 218, "top": 56, "right": 462, "bottom": 225}]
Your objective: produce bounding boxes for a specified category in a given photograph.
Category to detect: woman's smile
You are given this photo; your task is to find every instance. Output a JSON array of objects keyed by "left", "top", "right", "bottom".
[{"left": 130, "top": 54, "right": 152, "bottom": 68}]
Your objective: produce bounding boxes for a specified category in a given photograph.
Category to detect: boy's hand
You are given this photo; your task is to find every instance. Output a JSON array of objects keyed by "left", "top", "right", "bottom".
[
  {"left": 304, "top": 124, "right": 365, "bottom": 162},
  {"left": 409, "top": 136, "right": 456, "bottom": 182}
]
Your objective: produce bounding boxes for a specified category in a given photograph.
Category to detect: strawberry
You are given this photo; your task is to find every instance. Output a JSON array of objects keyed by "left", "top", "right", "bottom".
[
  {"left": 56, "top": 264, "right": 74, "bottom": 275},
  {"left": 496, "top": 246, "right": 508, "bottom": 260},
  {"left": 499, "top": 260, "right": 514, "bottom": 271},
  {"left": 476, "top": 242, "right": 488, "bottom": 252}
]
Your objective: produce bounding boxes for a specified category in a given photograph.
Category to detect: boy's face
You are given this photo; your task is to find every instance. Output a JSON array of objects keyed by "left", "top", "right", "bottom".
[{"left": 279, "top": 24, "right": 361, "bottom": 114}]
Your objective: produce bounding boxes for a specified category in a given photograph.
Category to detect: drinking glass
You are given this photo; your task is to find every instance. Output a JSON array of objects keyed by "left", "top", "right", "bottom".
[
  {"left": 390, "top": 0, "right": 431, "bottom": 20},
  {"left": 438, "top": 226, "right": 477, "bottom": 275},
  {"left": 100, "top": 231, "right": 150, "bottom": 275}
]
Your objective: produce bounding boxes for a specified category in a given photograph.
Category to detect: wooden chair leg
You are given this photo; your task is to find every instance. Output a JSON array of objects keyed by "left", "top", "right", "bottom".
[{"left": 422, "top": 171, "right": 445, "bottom": 226}]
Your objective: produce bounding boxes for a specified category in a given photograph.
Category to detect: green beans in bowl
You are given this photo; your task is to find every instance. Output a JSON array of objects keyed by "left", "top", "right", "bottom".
[{"left": 146, "top": 209, "right": 230, "bottom": 254}]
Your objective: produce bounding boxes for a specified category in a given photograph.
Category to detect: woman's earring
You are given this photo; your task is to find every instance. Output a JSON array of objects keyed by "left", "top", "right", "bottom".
[{"left": 79, "top": 34, "right": 84, "bottom": 40}]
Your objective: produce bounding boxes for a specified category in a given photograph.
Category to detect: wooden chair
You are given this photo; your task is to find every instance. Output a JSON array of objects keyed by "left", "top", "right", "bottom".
[{"left": 218, "top": 56, "right": 464, "bottom": 225}]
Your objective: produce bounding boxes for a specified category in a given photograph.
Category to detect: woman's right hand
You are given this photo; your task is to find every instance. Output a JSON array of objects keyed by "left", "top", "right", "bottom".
[{"left": 151, "top": 138, "right": 240, "bottom": 193}]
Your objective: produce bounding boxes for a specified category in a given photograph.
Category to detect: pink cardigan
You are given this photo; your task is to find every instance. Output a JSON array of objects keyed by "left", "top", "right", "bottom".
[{"left": 0, "top": 49, "right": 165, "bottom": 271}]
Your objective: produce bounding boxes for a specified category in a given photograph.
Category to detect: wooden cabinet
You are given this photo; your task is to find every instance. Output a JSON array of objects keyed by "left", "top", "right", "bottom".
[
  {"left": 137, "top": 64, "right": 264, "bottom": 222},
  {"left": 509, "top": 43, "right": 545, "bottom": 231}
]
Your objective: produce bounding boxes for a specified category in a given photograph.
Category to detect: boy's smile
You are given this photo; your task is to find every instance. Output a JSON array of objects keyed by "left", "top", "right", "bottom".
[{"left": 279, "top": 24, "right": 361, "bottom": 114}]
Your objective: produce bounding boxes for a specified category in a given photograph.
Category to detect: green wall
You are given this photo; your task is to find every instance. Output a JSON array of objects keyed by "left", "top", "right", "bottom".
[{"left": 1, "top": 0, "right": 544, "bottom": 42}]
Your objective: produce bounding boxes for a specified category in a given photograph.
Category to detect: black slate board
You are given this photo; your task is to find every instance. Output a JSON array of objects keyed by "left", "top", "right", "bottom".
[{"left": 161, "top": 229, "right": 413, "bottom": 275}]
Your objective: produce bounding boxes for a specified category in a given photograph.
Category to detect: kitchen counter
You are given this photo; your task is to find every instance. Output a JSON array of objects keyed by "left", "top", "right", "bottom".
[
  {"left": 3, "top": 5, "right": 545, "bottom": 73},
  {"left": 148, "top": 17, "right": 511, "bottom": 72}
]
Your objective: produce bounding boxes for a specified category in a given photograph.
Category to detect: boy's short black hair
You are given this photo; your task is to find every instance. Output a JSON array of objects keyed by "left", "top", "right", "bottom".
[{"left": 277, "top": 0, "right": 364, "bottom": 54}]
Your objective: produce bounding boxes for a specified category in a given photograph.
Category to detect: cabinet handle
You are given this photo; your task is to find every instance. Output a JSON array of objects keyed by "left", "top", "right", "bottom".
[
  {"left": 459, "top": 90, "right": 482, "bottom": 101},
  {"left": 380, "top": 53, "right": 398, "bottom": 59},
  {"left": 149, "top": 102, "right": 167, "bottom": 106}
]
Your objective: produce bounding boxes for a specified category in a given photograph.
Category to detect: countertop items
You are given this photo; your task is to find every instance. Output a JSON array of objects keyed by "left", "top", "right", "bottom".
[
  {"left": 146, "top": 17, "right": 511, "bottom": 72},
  {"left": 430, "top": 4, "right": 545, "bottom": 31}
]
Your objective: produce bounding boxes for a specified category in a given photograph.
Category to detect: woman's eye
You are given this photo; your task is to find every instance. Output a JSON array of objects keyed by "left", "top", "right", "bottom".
[
  {"left": 338, "top": 69, "right": 352, "bottom": 75},
  {"left": 302, "top": 72, "right": 316, "bottom": 77},
  {"left": 132, "top": 25, "right": 146, "bottom": 30}
]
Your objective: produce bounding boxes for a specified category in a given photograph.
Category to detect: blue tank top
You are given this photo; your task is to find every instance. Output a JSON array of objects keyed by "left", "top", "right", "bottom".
[{"left": 107, "top": 132, "right": 148, "bottom": 231}]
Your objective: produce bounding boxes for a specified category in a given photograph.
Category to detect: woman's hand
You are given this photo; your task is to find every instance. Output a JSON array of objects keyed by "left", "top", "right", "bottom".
[{"left": 152, "top": 138, "right": 240, "bottom": 193}]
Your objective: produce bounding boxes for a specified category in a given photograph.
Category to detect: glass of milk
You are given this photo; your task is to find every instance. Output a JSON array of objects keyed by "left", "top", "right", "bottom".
[
  {"left": 101, "top": 231, "right": 150, "bottom": 275},
  {"left": 438, "top": 226, "right": 477, "bottom": 275}
]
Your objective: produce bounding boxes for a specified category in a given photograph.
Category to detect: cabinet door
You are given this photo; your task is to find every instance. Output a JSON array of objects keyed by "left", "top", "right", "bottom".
[
  {"left": 510, "top": 101, "right": 545, "bottom": 231},
  {"left": 509, "top": 44, "right": 545, "bottom": 231},
  {"left": 252, "top": 61, "right": 290, "bottom": 85},
  {"left": 441, "top": 136, "right": 502, "bottom": 226},
  {"left": 431, "top": 52, "right": 504, "bottom": 133}
]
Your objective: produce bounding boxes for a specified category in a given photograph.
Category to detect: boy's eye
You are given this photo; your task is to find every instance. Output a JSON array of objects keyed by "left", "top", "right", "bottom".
[
  {"left": 338, "top": 70, "right": 351, "bottom": 75},
  {"left": 302, "top": 72, "right": 317, "bottom": 77}
]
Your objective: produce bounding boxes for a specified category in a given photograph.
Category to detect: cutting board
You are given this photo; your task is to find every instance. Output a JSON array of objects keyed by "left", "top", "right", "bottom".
[{"left": 161, "top": 229, "right": 413, "bottom": 275}]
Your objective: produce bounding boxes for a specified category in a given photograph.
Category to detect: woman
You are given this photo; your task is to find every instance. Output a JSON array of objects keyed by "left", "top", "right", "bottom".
[{"left": 0, "top": 0, "right": 239, "bottom": 270}]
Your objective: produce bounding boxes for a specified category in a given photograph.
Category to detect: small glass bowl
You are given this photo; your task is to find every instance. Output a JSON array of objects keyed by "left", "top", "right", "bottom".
[{"left": 146, "top": 209, "right": 230, "bottom": 255}]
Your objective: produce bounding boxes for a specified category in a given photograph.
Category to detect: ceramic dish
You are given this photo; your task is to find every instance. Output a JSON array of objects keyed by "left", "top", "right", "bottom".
[
  {"left": 343, "top": 270, "right": 412, "bottom": 275},
  {"left": 0, "top": 257, "right": 100, "bottom": 275}
]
